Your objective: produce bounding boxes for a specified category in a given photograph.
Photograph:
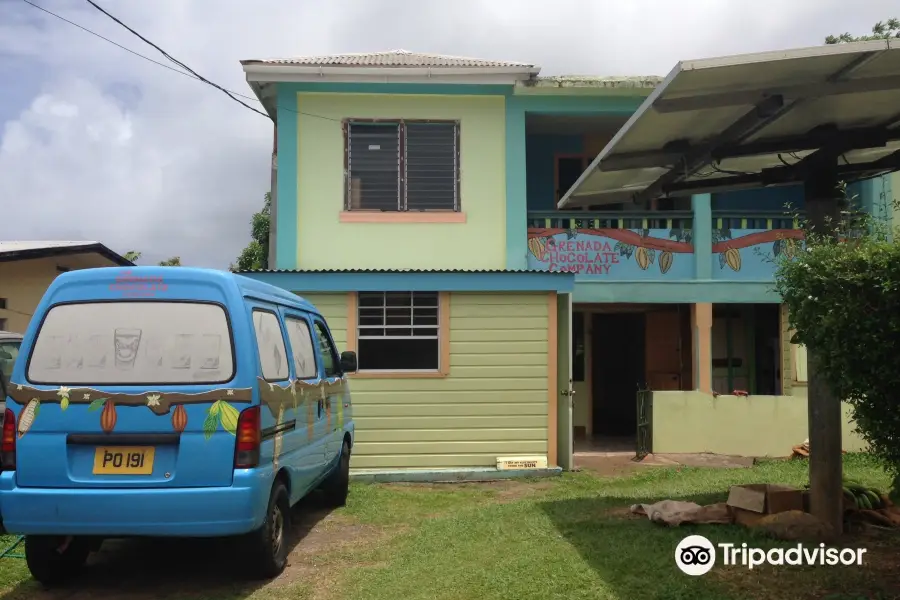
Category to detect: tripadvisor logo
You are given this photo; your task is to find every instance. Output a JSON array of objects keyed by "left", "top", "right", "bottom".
[{"left": 675, "top": 535, "right": 867, "bottom": 575}]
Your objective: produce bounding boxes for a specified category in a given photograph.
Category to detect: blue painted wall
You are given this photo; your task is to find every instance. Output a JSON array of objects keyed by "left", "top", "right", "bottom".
[
  {"left": 506, "top": 93, "right": 646, "bottom": 269},
  {"left": 712, "top": 185, "right": 804, "bottom": 213},
  {"left": 526, "top": 134, "right": 583, "bottom": 211}
]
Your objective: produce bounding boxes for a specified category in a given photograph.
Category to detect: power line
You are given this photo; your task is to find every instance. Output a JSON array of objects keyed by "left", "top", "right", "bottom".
[
  {"left": 82, "top": 0, "right": 270, "bottom": 119},
  {"left": 17, "top": 0, "right": 340, "bottom": 122}
]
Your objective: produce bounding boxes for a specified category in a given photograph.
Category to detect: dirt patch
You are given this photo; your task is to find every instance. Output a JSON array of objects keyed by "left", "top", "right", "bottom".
[
  {"left": 381, "top": 478, "right": 556, "bottom": 503},
  {"left": 575, "top": 453, "right": 644, "bottom": 477},
  {"left": 0, "top": 501, "right": 395, "bottom": 600}
]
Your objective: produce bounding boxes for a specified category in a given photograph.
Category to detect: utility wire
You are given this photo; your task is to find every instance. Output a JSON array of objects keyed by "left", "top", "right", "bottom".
[
  {"left": 17, "top": 0, "right": 340, "bottom": 122},
  {"left": 82, "top": 0, "right": 270, "bottom": 119}
]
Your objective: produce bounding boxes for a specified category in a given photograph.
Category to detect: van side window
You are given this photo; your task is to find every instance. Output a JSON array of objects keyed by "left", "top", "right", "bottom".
[
  {"left": 313, "top": 321, "right": 340, "bottom": 378},
  {"left": 252, "top": 310, "right": 289, "bottom": 381},
  {"left": 284, "top": 317, "right": 318, "bottom": 379}
]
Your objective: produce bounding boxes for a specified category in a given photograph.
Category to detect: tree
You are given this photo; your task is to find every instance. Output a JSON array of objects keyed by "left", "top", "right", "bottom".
[
  {"left": 774, "top": 188, "right": 900, "bottom": 499},
  {"left": 826, "top": 18, "right": 899, "bottom": 44},
  {"left": 122, "top": 251, "right": 181, "bottom": 266},
  {"left": 231, "top": 192, "right": 271, "bottom": 272}
]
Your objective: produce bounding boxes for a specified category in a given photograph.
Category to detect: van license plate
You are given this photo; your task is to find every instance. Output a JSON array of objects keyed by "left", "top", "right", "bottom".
[{"left": 92, "top": 446, "right": 155, "bottom": 475}]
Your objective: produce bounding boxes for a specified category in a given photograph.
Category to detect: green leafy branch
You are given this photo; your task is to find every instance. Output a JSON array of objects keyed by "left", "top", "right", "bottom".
[{"left": 87, "top": 398, "right": 109, "bottom": 411}]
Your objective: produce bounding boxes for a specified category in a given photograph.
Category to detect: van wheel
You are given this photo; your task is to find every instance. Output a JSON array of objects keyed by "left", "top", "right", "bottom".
[
  {"left": 25, "top": 535, "right": 91, "bottom": 586},
  {"left": 322, "top": 441, "right": 351, "bottom": 507},
  {"left": 245, "top": 480, "right": 291, "bottom": 579}
]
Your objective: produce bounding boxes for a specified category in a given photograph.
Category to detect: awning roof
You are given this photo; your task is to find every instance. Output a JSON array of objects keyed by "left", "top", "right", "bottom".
[{"left": 559, "top": 40, "right": 900, "bottom": 208}]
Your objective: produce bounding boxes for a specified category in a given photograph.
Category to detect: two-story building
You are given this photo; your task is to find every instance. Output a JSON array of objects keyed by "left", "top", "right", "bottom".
[{"left": 240, "top": 50, "right": 884, "bottom": 477}]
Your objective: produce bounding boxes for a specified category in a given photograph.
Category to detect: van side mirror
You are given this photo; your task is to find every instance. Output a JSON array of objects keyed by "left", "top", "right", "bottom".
[{"left": 340, "top": 351, "right": 358, "bottom": 373}]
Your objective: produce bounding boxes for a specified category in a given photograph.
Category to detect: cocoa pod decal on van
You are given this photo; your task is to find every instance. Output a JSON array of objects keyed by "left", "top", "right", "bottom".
[{"left": 6, "top": 385, "right": 253, "bottom": 415}]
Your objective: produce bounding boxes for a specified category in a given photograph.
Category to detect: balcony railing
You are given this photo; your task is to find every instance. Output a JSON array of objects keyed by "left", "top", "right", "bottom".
[
  {"left": 711, "top": 210, "right": 802, "bottom": 231},
  {"left": 527, "top": 210, "right": 693, "bottom": 231}
]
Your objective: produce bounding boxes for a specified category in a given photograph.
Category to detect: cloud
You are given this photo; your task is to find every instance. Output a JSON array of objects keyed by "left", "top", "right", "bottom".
[{"left": 0, "top": 0, "right": 896, "bottom": 267}]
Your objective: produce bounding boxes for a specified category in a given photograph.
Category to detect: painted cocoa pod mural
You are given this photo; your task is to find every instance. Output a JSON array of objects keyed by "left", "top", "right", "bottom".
[
  {"left": 17, "top": 399, "right": 40, "bottom": 439},
  {"left": 172, "top": 405, "right": 188, "bottom": 433},
  {"left": 528, "top": 237, "right": 548, "bottom": 261},
  {"left": 658, "top": 251, "right": 673, "bottom": 274},
  {"left": 101, "top": 400, "right": 117, "bottom": 433},
  {"left": 724, "top": 248, "right": 742, "bottom": 271}
]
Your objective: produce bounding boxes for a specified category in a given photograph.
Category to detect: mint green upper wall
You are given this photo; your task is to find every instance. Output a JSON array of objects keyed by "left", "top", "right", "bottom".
[{"left": 293, "top": 90, "right": 507, "bottom": 270}]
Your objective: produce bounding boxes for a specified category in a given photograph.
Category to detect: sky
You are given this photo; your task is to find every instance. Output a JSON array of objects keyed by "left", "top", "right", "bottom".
[{"left": 0, "top": 0, "right": 894, "bottom": 268}]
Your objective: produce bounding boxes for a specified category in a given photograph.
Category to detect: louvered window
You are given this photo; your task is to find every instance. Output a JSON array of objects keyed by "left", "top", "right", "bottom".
[
  {"left": 346, "top": 121, "right": 459, "bottom": 212},
  {"left": 356, "top": 292, "right": 440, "bottom": 371}
]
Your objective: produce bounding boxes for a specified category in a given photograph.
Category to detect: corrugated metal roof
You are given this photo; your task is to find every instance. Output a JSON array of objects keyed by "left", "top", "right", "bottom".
[
  {"left": 240, "top": 268, "right": 569, "bottom": 275},
  {"left": 0, "top": 241, "right": 133, "bottom": 266},
  {"left": 242, "top": 49, "right": 535, "bottom": 69},
  {"left": 0, "top": 241, "right": 101, "bottom": 253}
]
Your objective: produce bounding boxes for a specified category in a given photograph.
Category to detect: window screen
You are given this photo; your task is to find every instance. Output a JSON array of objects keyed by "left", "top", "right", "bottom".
[{"left": 346, "top": 121, "right": 459, "bottom": 212}]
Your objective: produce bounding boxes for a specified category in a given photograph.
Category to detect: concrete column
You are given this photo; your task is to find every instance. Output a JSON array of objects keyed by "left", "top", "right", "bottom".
[
  {"left": 691, "top": 193, "right": 712, "bottom": 279},
  {"left": 691, "top": 303, "right": 712, "bottom": 394}
]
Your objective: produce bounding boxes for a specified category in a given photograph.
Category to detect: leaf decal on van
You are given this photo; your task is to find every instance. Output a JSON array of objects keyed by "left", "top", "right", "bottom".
[
  {"left": 87, "top": 398, "right": 107, "bottom": 412},
  {"left": 218, "top": 402, "right": 239, "bottom": 435},
  {"left": 209, "top": 400, "right": 222, "bottom": 416},
  {"left": 202, "top": 409, "right": 218, "bottom": 440}
]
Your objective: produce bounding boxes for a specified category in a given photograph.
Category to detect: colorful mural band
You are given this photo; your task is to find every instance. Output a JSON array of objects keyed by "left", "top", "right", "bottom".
[
  {"left": 711, "top": 228, "right": 805, "bottom": 280},
  {"left": 527, "top": 228, "right": 694, "bottom": 276},
  {"left": 526, "top": 227, "right": 805, "bottom": 279}
]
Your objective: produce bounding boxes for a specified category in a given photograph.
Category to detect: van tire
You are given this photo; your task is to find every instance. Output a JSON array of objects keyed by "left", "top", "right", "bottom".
[
  {"left": 245, "top": 480, "right": 291, "bottom": 580},
  {"left": 322, "top": 441, "right": 351, "bottom": 507},
  {"left": 24, "top": 535, "right": 90, "bottom": 586}
]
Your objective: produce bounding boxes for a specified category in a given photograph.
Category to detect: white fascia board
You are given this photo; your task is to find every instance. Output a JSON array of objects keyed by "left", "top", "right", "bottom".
[{"left": 242, "top": 64, "right": 540, "bottom": 85}]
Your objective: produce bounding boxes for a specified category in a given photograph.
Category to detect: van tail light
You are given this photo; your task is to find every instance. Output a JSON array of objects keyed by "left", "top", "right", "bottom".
[
  {"left": 2, "top": 408, "right": 16, "bottom": 471},
  {"left": 233, "top": 406, "right": 260, "bottom": 469}
]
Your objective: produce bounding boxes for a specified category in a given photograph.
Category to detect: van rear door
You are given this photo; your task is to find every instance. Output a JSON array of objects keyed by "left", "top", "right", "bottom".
[{"left": 12, "top": 297, "right": 246, "bottom": 489}]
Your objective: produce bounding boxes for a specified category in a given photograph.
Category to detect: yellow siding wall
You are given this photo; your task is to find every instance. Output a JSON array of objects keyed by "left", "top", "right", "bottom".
[
  {"left": 0, "top": 259, "right": 66, "bottom": 333},
  {"left": 299, "top": 292, "right": 550, "bottom": 470}
]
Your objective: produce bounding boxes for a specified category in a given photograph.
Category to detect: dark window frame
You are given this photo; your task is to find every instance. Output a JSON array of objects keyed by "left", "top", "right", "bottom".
[
  {"left": 356, "top": 291, "right": 441, "bottom": 372},
  {"left": 312, "top": 319, "right": 342, "bottom": 379},
  {"left": 343, "top": 119, "right": 461, "bottom": 213}
]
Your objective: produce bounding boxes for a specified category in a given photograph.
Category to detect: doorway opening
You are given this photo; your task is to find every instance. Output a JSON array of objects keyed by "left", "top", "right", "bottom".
[
  {"left": 711, "top": 303, "right": 782, "bottom": 395},
  {"left": 573, "top": 304, "right": 692, "bottom": 452}
]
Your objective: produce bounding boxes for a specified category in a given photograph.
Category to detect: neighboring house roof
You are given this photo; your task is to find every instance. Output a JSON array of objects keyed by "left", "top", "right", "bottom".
[
  {"left": 243, "top": 49, "right": 536, "bottom": 69},
  {"left": 0, "top": 241, "right": 133, "bottom": 266}
]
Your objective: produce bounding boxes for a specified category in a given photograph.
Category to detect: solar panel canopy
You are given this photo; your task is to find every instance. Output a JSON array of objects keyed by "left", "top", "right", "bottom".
[{"left": 559, "top": 40, "right": 900, "bottom": 208}]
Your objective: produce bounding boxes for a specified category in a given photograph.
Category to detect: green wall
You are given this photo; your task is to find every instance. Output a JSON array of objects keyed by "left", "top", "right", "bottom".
[
  {"left": 293, "top": 93, "right": 507, "bottom": 270},
  {"left": 300, "top": 292, "right": 551, "bottom": 470},
  {"left": 651, "top": 390, "right": 867, "bottom": 456}
]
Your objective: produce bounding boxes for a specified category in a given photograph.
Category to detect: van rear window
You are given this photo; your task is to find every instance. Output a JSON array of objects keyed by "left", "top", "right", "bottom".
[{"left": 27, "top": 302, "right": 235, "bottom": 385}]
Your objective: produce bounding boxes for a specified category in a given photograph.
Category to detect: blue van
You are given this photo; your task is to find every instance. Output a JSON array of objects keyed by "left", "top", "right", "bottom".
[{"left": 0, "top": 266, "right": 356, "bottom": 584}]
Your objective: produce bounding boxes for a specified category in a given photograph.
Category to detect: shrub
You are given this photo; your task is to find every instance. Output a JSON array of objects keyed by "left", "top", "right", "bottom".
[{"left": 774, "top": 192, "right": 900, "bottom": 494}]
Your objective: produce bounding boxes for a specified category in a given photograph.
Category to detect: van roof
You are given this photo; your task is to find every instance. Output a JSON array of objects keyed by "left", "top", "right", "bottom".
[{"left": 50, "top": 266, "right": 321, "bottom": 315}]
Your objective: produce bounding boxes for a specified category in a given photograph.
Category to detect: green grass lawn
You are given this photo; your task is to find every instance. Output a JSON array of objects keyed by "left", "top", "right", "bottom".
[{"left": 0, "top": 454, "right": 897, "bottom": 600}]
